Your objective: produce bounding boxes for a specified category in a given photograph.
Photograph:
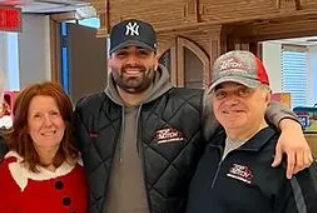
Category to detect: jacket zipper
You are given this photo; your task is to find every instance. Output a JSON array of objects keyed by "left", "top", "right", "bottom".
[
  {"left": 211, "top": 159, "right": 223, "bottom": 189},
  {"left": 209, "top": 144, "right": 256, "bottom": 189},
  {"left": 210, "top": 144, "right": 224, "bottom": 189}
]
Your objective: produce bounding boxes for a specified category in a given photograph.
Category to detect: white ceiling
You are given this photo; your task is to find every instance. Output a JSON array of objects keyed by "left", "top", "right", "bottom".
[{"left": 0, "top": 0, "right": 89, "bottom": 13}]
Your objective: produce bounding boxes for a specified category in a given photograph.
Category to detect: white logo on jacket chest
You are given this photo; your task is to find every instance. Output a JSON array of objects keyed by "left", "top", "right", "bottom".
[
  {"left": 226, "top": 163, "right": 254, "bottom": 184},
  {"left": 154, "top": 127, "right": 184, "bottom": 144}
]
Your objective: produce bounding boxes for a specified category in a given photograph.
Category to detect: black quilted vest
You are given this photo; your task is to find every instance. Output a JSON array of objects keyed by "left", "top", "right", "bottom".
[{"left": 74, "top": 88, "right": 206, "bottom": 213}]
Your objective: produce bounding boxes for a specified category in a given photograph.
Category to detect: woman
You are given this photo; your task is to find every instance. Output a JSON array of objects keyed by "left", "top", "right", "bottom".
[{"left": 0, "top": 82, "right": 88, "bottom": 213}]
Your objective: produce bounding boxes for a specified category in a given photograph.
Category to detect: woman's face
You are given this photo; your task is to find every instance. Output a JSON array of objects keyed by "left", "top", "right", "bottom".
[{"left": 27, "top": 95, "right": 65, "bottom": 154}]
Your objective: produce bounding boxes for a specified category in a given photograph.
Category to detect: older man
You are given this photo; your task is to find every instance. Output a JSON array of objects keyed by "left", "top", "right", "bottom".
[{"left": 187, "top": 50, "right": 317, "bottom": 213}]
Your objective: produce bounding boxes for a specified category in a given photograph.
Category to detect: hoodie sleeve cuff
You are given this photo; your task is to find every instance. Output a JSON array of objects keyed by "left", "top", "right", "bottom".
[{"left": 266, "top": 101, "right": 302, "bottom": 131}]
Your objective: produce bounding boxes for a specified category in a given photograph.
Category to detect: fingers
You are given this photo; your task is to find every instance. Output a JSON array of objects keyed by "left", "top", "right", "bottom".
[
  {"left": 293, "top": 148, "right": 314, "bottom": 174},
  {"left": 271, "top": 145, "right": 282, "bottom": 168},
  {"left": 305, "top": 149, "right": 314, "bottom": 166},
  {"left": 293, "top": 150, "right": 304, "bottom": 175},
  {"left": 303, "top": 149, "right": 314, "bottom": 169},
  {"left": 280, "top": 148, "right": 313, "bottom": 179},
  {"left": 286, "top": 151, "right": 295, "bottom": 179}
]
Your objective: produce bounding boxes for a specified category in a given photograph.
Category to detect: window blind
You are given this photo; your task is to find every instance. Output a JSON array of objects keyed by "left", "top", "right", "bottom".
[{"left": 281, "top": 46, "right": 307, "bottom": 109}]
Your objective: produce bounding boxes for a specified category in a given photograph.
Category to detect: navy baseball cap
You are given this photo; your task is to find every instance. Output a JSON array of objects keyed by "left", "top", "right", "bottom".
[{"left": 109, "top": 19, "right": 157, "bottom": 54}]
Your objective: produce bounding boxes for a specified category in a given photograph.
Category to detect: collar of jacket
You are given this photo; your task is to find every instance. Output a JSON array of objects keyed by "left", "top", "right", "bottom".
[{"left": 209, "top": 127, "right": 278, "bottom": 152}]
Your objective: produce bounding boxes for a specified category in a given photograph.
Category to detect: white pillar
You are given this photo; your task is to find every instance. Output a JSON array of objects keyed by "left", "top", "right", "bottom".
[{"left": 0, "top": 32, "right": 20, "bottom": 90}]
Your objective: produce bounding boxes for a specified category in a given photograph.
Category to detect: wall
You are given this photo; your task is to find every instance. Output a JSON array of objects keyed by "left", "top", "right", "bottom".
[
  {"left": 0, "top": 32, "right": 20, "bottom": 90},
  {"left": 262, "top": 41, "right": 317, "bottom": 107},
  {"left": 262, "top": 42, "right": 282, "bottom": 93},
  {"left": 18, "top": 14, "right": 51, "bottom": 89}
]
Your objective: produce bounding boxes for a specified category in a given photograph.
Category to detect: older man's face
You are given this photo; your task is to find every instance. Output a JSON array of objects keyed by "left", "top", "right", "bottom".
[{"left": 212, "top": 82, "right": 270, "bottom": 132}]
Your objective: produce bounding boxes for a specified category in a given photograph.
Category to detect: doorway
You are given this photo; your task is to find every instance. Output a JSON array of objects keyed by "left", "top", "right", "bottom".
[{"left": 54, "top": 20, "right": 106, "bottom": 103}]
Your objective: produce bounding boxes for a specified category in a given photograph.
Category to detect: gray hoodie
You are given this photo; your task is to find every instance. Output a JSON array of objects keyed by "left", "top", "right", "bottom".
[{"left": 103, "top": 65, "right": 173, "bottom": 213}]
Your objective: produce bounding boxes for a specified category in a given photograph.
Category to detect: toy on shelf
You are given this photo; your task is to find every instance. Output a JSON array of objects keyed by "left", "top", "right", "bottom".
[
  {"left": 0, "top": 91, "right": 19, "bottom": 129},
  {"left": 293, "top": 106, "right": 317, "bottom": 133}
]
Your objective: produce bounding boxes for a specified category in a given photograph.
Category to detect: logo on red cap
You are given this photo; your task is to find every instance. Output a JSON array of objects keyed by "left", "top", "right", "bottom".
[{"left": 219, "top": 57, "right": 248, "bottom": 72}]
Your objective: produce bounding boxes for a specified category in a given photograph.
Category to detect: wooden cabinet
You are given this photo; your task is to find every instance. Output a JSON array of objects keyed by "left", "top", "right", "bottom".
[
  {"left": 88, "top": 0, "right": 317, "bottom": 88},
  {"left": 306, "top": 134, "right": 317, "bottom": 158}
]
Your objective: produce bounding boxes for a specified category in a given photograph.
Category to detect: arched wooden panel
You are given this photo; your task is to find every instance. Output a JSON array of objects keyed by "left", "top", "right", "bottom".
[
  {"left": 177, "top": 37, "right": 210, "bottom": 88},
  {"left": 157, "top": 42, "right": 177, "bottom": 86}
]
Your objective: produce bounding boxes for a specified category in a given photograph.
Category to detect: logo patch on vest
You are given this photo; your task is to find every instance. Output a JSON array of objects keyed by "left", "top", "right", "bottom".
[
  {"left": 154, "top": 127, "right": 184, "bottom": 144},
  {"left": 226, "top": 163, "right": 254, "bottom": 184},
  {"left": 89, "top": 133, "right": 98, "bottom": 139}
]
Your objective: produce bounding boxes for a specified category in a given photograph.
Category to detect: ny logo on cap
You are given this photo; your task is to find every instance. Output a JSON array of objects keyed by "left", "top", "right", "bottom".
[{"left": 125, "top": 22, "right": 140, "bottom": 36}]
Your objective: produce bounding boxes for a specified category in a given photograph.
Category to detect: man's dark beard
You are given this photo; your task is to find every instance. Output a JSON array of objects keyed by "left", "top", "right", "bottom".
[{"left": 113, "top": 64, "right": 155, "bottom": 94}]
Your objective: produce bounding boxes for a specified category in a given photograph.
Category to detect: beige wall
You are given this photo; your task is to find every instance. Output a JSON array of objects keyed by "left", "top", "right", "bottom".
[
  {"left": 18, "top": 14, "right": 51, "bottom": 89},
  {"left": 262, "top": 42, "right": 282, "bottom": 93},
  {"left": 0, "top": 32, "right": 19, "bottom": 90},
  {"left": 262, "top": 42, "right": 317, "bottom": 106}
]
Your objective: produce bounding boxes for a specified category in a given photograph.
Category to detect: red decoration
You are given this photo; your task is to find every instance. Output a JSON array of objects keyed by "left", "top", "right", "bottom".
[{"left": 0, "top": 6, "right": 22, "bottom": 32}]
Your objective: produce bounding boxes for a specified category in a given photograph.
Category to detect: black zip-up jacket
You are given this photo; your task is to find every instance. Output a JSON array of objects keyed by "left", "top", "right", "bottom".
[
  {"left": 74, "top": 88, "right": 206, "bottom": 213},
  {"left": 187, "top": 127, "right": 317, "bottom": 213}
]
